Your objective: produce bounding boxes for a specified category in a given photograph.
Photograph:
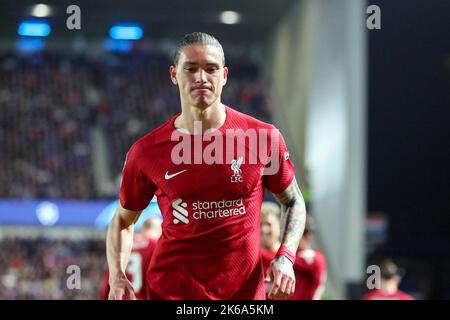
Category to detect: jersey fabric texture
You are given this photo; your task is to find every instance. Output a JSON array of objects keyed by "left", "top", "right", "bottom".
[{"left": 120, "top": 106, "right": 295, "bottom": 299}]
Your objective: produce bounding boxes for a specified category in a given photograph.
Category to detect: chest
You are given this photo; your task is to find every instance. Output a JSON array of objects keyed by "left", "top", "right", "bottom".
[
  {"left": 152, "top": 159, "right": 263, "bottom": 200},
  {"left": 147, "top": 134, "right": 268, "bottom": 200}
]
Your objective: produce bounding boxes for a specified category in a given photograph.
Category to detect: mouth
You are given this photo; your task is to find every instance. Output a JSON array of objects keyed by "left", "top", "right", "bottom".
[
  {"left": 192, "top": 89, "right": 212, "bottom": 97},
  {"left": 192, "top": 87, "right": 212, "bottom": 92}
]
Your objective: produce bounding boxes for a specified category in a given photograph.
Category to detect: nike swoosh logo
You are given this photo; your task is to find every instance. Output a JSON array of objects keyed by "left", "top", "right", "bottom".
[{"left": 165, "top": 169, "right": 188, "bottom": 180}]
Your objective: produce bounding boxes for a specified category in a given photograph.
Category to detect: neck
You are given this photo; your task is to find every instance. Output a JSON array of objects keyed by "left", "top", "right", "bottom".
[
  {"left": 298, "top": 242, "right": 311, "bottom": 252},
  {"left": 381, "top": 280, "right": 398, "bottom": 294},
  {"left": 270, "top": 241, "right": 281, "bottom": 252},
  {"left": 175, "top": 101, "right": 226, "bottom": 134}
]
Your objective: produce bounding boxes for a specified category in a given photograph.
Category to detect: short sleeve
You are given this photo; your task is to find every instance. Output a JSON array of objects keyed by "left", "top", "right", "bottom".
[
  {"left": 119, "top": 143, "right": 156, "bottom": 211},
  {"left": 263, "top": 128, "right": 295, "bottom": 194},
  {"left": 312, "top": 251, "right": 327, "bottom": 285}
]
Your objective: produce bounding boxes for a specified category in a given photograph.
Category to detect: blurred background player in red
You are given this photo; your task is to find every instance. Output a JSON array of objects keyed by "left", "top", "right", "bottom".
[
  {"left": 260, "top": 201, "right": 282, "bottom": 296},
  {"left": 260, "top": 204, "right": 326, "bottom": 300},
  {"left": 362, "top": 258, "right": 414, "bottom": 300},
  {"left": 100, "top": 217, "right": 162, "bottom": 300},
  {"left": 289, "top": 214, "right": 327, "bottom": 300},
  {"left": 260, "top": 201, "right": 281, "bottom": 273}
]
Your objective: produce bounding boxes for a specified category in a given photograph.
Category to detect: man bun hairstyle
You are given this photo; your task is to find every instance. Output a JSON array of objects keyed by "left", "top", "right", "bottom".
[{"left": 173, "top": 32, "right": 225, "bottom": 66}]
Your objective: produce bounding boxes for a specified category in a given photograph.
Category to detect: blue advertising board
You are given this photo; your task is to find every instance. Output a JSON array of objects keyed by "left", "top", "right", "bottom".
[{"left": 0, "top": 198, "right": 162, "bottom": 229}]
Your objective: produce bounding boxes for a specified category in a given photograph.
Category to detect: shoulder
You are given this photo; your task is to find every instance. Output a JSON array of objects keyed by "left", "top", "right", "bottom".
[
  {"left": 128, "top": 115, "right": 177, "bottom": 157},
  {"left": 313, "top": 249, "right": 327, "bottom": 265},
  {"left": 361, "top": 290, "right": 379, "bottom": 300},
  {"left": 261, "top": 248, "right": 276, "bottom": 260},
  {"left": 297, "top": 248, "right": 316, "bottom": 264},
  {"left": 298, "top": 249, "right": 324, "bottom": 264},
  {"left": 397, "top": 290, "right": 415, "bottom": 300},
  {"left": 227, "top": 106, "right": 276, "bottom": 131},
  {"left": 297, "top": 249, "right": 327, "bottom": 272}
]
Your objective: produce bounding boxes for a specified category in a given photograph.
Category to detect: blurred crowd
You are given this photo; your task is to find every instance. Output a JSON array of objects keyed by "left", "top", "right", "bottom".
[
  {"left": 0, "top": 237, "right": 106, "bottom": 299},
  {"left": 0, "top": 54, "right": 97, "bottom": 198},
  {"left": 0, "top": 51, "right": 272, "bottom": 199}
]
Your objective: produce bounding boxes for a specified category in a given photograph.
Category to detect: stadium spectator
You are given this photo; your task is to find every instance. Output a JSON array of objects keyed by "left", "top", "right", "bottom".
[{"left": 0, "top": 237, "right": 106, "bottom": 299}]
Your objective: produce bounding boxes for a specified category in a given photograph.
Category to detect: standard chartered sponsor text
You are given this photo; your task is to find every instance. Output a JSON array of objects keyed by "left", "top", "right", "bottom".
[{"left": 192, "top": 198, "right": 246, "bottom": 220}]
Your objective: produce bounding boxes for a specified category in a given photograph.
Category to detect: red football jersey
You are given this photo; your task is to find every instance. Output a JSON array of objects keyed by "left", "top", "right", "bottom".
[
  {"left": 261, "top": 248, "right": 277, "bottom": 274},
  {"left": 261, "top": 248, "right": 276, "bottom": 296},
  {"left": 120, "top": 106, "right": 295, "bottom": 299},
  {"left": 100, "top": 234, "right": 157, "bottom": 300},
  {"left": 362, "top": 289, "right": 414, "bottom": 300},
  {"left": 289, "top": 249, "right": 327, "bottom": 300}
]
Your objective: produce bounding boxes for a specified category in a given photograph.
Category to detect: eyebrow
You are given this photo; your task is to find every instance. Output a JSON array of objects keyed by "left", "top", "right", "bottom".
[{"left": 183, "top": 61, "right": 221, "bottom": 67}]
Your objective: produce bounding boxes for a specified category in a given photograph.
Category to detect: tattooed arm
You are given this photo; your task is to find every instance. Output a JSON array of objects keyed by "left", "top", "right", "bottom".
[
  {"left": 266, "top": 177, "right": 306, "bottom": 299},
  {"left": 275, "top": 177, "right": 306, "bottom": 254}
]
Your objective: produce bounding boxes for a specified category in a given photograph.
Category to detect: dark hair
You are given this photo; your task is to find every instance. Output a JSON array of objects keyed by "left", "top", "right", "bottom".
[
  {"left": 304, "top": 214, "right": 316, "bottom": 234},
  {"left": 379, "top": 258, "right": 405, "bottom": 280},
  {"left": 173, "top": 32, "right": 225, "bottom": 66}
]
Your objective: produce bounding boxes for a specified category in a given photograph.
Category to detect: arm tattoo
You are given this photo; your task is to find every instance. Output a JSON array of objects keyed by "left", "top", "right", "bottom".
[{"left": 274, "top": 177, "right": 306, "bottom": 254}]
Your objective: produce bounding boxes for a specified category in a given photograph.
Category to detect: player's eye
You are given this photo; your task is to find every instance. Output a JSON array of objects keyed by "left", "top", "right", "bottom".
[
  {"left": 207, "top": 67, "right": 219, "bottom": 73},
  {"left": 184, "top": 66, "right": 196, "bottom": 72}
]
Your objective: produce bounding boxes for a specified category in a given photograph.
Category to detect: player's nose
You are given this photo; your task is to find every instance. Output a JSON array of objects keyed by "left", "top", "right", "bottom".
[{"left": 195, "top": 69, "right": 207, "bottom": 83}]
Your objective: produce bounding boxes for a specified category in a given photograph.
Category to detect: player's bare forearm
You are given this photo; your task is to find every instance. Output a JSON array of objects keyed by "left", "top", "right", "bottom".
[
  {"left": 274, "top": 177, "right": 306, "bottom": 254},
  {"left": 106, "top": 205, "right": 141, "bottom": 280},
  {"left": 266, "top": 178, "right": 304, "bottom": 299}
]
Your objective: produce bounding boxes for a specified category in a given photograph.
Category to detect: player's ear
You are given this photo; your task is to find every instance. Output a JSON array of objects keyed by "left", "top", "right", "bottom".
[
  {"left": 222, "top": 66, "right": 228, "bottom": 86},
  {"left": 170, "top": 65, "right": 178, "bottom": 85}
]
